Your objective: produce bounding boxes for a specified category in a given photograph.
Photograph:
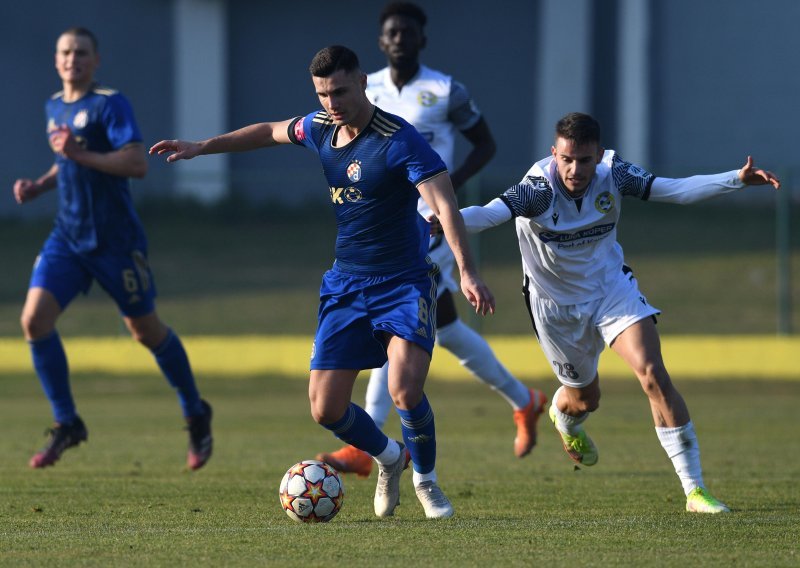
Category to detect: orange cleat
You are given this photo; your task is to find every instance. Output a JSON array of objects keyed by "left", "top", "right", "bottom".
[
  {"left": 316, "top": 444, "right": 373, "bottom": 478},
  {"left": 513, "top": 389, "right": 548, "bottom": 458}
]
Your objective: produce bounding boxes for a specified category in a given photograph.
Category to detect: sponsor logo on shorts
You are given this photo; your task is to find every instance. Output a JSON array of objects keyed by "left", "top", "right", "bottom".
[{"left": 415, "top": 327, "right": 428, "bottom": 338}]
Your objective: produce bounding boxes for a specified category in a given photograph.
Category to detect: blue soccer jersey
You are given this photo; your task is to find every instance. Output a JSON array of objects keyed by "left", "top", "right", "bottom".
[
  {"left": 288, "top": 107, "right": 447, "bottom": 275},
  {"left": 46, "top": 84, "right": 146, "bottom": 253}
]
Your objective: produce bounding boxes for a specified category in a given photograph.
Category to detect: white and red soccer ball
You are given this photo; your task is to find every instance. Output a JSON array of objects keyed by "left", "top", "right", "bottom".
[{"left": 279, "top": 460, "right": 344, "bottom": 523}]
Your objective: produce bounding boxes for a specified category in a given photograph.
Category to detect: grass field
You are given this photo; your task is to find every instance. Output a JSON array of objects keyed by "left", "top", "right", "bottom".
[
  {"left": 1, "top": 369, "right": 799, "bottom": 566},
  {"left": 0, "top": 201, "right": 797, "bottom": 565}
]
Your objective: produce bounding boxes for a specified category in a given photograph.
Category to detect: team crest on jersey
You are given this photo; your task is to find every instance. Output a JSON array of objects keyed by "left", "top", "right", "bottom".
[
  {"left": 417, "top": 91, "right": 438, "bottom": 107},
  {"left": 594, "top": 191, "right": 615, "bottom": 214},
  {"left": 344, "top": 187, "right": 363, "bottom": 202},
  {"left": 346, "top": 159, "right": 362, "bottom": 182},
  {"left": 73, "top": 109, "right": 89, "bottom": 129}
]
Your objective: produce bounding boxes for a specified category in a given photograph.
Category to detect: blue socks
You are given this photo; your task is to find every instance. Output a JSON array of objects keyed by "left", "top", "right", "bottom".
[
  {"left": 151, "top": 329, "right": 203, "bottom": 417},
  {"left": 323, "top": 403, "right": 389, "bottom": 456},
  {"left": 396, "top": 394, "right": 436, "bottom": 475},
  {"left": 29, "top": 331, "right": 76, "bottom": 424}
]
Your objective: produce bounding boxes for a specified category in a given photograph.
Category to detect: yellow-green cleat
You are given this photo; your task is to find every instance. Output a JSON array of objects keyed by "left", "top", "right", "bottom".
[
  {"left": 548, "top": 404, "right": 598, "bottom": 466},
  {"left": 685, "top": 487, "right": 730, "bottom": 513}
]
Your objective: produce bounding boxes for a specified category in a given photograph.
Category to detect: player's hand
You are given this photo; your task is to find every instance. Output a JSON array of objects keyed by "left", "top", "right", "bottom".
[
  {"left": 13, "top": 179, "right": 41, "bottom": 204},
  {"left": 426, "top": 214, "right": 443, "bottom": 235},
  {"left": 460, "top": 271, "right": 495, "bottom": 316},
  {"left": 48, "top": 125, "right": 83, "bottom": 159},
  {"left": 149, "top": 139, "right": 202, "bottom": 162},
  {"left": 739, "top": 156, "right": 780, "bottom": 189}
]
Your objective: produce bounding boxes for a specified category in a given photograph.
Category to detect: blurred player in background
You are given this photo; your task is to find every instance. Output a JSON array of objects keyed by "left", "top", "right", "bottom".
[
  {"left": 453, "top": 112, "right": 780, "bottom": 513},
  {"left": 13, "top": 27, "right": 213, "bottom": 471},
  {"left": 150, "top": 45, "right": 495, "bottom": 519},
  {"left": 317, "top": 1, "right": 547, "bottom": 479}
]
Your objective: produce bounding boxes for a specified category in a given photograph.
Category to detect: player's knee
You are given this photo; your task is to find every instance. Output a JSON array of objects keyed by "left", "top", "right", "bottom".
[
  {"left": 20, "top": 310, "right": 53, "bottom": 340},
  {"left": 638, "top": 363, "right": 671, "bottom": 398}
]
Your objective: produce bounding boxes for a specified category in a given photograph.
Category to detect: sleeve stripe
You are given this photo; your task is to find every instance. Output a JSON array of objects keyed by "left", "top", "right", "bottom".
[{"left": 414, "top": 168, "right": 449, "bottom": 187}]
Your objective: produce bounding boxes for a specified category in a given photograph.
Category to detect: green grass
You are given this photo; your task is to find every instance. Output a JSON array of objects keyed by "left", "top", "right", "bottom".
[{"left": 1, "top": 372, "right": 798, "bottom": 566}]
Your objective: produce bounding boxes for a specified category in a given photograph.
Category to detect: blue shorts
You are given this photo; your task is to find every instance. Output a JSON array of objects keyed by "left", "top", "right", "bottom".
[
  {"left": 310, "top": 263, "right": 439, "bottom": 370},
  {"left": 29, "top": 231, "right": 157, "bottom": 318}
]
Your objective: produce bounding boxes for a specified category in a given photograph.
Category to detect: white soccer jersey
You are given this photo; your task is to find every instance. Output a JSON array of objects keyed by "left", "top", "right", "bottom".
[
  {"left": 461, "top": 151, "right": 745, "bottom": 305},
  {"left": 367, "top": 65, "right": 483, "bottom": 293}
]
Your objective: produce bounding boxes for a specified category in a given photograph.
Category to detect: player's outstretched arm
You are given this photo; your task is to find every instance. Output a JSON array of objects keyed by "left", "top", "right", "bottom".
[
  {"left": 649, "top": 155, "right": 780, "bottom": 204},
  {"left": 739, "top": 155, "right": 781, "bottom": 189},
  {"left": 149, "top": 119, "right": 297, "bottom": 162},
  {"left": 418, "top": 173, "right": 495, "bottom": 315}
]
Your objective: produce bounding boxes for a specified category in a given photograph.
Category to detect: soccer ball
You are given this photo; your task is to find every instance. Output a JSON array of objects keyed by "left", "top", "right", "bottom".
[{"left": 279, "top": 460, "right": 344, "bottom": 523}]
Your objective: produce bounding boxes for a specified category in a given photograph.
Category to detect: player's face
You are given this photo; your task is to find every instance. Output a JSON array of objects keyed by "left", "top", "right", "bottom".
[
  {"left": 379, "top": 15, "right": 426, "bottom": 69},
  {"left": 551, "top": 137, "right": 604, "bottom": 195},
  {"left": 55, "top": 33, "right": 98, "bottom": 87},
  {"left": 313, "top": 69, "right": 370, "bottom": 126}
]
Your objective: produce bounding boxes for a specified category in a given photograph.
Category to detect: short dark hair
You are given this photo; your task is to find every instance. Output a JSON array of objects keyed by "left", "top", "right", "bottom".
[
  {"left": 555, "top": 112, "right": 601, "bottom": 146},
  {"left": 309, "top": 45, "right": 361, "bottom": 77},
  {"left": 379, "top": 2, "right": 427, "bottom": 28},
  {"left": 59, "top": 27, "right": 99, "bottom": 52}
]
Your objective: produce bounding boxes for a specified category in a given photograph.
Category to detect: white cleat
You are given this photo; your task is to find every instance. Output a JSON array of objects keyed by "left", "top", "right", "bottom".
[
  {"left": 415, "top": 481, "right": 454, "bottom": 519},
  {"left": 373, "top": 443, "right": 410, "bottom": 517}
]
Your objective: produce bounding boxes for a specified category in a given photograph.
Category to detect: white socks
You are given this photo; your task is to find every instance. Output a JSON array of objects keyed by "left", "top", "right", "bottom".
[
  {"left": 365, "top": 362, "right": 392, "bottom": 429},
  {"left": 550, "top": 386, "right": 590, "bottom": 435},
  {"left": 655, "top": 421, "right": 704, "bottom": 495},
  {"left": 373, "top": 438, "right": 401, "bottom": 466},
  {"left": 436, "top": 319, "right": 530, "bottom": 410}
]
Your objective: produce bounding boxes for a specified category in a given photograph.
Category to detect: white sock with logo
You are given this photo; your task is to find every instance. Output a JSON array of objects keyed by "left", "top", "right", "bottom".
[{"left": 655, "top": 421, "right": 704, "bottom": 495}]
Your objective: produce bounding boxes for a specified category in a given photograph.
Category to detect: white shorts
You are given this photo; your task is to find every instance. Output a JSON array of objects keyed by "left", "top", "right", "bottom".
[
  {"left": 524, "top": 268, "right": 660, "bottom": 388},
  {"left": 428, "top": 235, "right": 457, "bottom": 297}
]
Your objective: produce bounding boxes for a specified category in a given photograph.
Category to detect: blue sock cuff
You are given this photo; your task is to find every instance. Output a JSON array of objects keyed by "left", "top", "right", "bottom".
[
  {"left": 396, "top": 394, "right": 433, "bottom": 428},
  {"left": 151, "top": 328, "right": 176, "bottom": 357},
  {"left": 29, "top": 330, "right": 59, "bottom": 347}
]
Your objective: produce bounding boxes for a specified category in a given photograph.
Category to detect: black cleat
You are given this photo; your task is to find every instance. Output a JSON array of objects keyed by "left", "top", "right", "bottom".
[
  {"left": 29, "top": 417, "right": 88, "bottom": 468},
  {"left": 187, "top": 400, "right": 213, "bottom": 470}
]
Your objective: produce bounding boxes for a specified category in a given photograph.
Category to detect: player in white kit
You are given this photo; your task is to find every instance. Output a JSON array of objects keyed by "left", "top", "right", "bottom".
[
  {"left": 455, "top": 112, "right": 780, "bottom": 513},
  {"left": 317, "top": 2, "right": 546, "bottom": 477}
]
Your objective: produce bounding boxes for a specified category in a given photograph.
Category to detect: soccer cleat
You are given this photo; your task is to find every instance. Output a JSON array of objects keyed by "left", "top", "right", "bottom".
[
  {"left": 415, "top": 481, "right": 454, "bottom": 519},
  {"left": 186, "top": 400, "right": 213, "bottom": 471},
  {"left": 513, "top": 388, "right": 548, "bottom": 458},
  {"left": 315, "top": 444, "right": 373, "bottom": 478},
  {"left": 685, "top": 487, "right": 730, "bottom": 514},
  {"left": 548, "top": 404, "right": 598, "bottom": 466},
  {"left": 29, "top": 416, "right": 88, "bottom": 468},
  {"left": 373, "top": 442, "right": 411, "bottom": 517}
]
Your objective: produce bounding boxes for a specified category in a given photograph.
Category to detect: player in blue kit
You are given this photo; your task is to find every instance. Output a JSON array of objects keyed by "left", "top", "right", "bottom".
[
  {"left": 318, "top": 2, "right": 546, "bottom": 479},
  {"left": 13, "top": 28, "right": 213, "bottom": 471},
  {"left": 150, "top": 45, "right": 494, "bottom": 519}
]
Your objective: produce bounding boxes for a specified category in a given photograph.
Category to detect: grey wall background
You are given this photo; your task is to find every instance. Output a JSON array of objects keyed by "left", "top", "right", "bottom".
[{"left": 2, "top": 0, "right": 797, "bottom": 218}]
